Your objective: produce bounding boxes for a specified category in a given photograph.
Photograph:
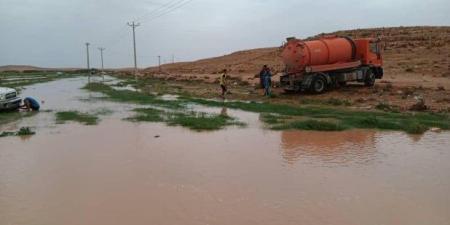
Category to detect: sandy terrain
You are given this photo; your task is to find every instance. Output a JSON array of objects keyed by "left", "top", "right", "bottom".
[
  {"left": 145, "top": 26, "right": 449, "bottom": 78},
  {"left": 139, "top": 26, "right": 450, "bottom": 112},
  {"left": 0, "top": 65, "right": 47, "bottom": 72}
]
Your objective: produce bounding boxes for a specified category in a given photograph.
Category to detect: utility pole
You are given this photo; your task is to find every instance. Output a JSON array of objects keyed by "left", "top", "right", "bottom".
[
  {"left": 127, "top": 21, "right": 140, "bottom": 81},
  {"left": 85, "top": 42, "right": 90, "bottom": 82},
  {"left": 98, "top": 47, "right": 105, "bottom": 82},
  {"left": 158, "top": 55, "right": 161, "bottom": 72}
]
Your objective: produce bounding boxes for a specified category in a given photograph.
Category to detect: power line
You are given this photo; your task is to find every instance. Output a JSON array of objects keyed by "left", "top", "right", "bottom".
[
  {"left": 103, "top": 1, "right": 187, "bottom": 51},
  {"left": 139, "top": 0, "right": 194, "bottom": 24},
  {"left": 134, "top": 0, "right": 181, "bottom": 22},
  {"left": 96, "top": 0, "right": 194, "bottom": 72},
  {"left": 144, "top": 0, "right": 187, "bottom": 18},
  {"left": 103, "top": 24, "right": 130, "bottom": 50}
]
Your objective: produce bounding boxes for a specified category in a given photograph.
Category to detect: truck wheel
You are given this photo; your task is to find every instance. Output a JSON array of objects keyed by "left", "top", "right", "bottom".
[
  {"left": 310, "top": 76, "right": 327, "bottom": 94},
  {"left": 364, "top": 70, "right": 375, "bottom": 87}
]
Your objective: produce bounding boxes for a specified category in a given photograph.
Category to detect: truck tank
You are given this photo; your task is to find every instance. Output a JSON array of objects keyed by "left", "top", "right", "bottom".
[{"left": 280, "top": 36, "right": 356, "bottom": 74}]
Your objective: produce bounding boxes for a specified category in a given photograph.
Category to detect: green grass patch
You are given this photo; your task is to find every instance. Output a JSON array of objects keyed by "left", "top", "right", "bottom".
[
  {"left": 167, "top": 112, "right": 244, "bottom": 131},
  {"left": 127, "top": 108, "right": 165, "bottom": 122},
  {"left": 84, "top": 80, "right": 450, "bottom": 134},
  {"left": 93, "top": 108, "right": 114, "bottom": 115},
  {"left": 17, "top": 127, "right": 36, "bottom": 135},
  {"left": 180, "top": 97, "right": 449, "bottom": 133},
  {"left": 55, "top": 111, "right": 99, "bottom": 125},
  {"left": 0, "top": 111, "right": 25, "bottom": 124},
  {"left": 0, "top": 127, "right": 35, "bottom": 137},
  {"left": 326, "top": 97, "right": 352, "bottom": 106},
  {"left": 86, "top": 82, "right": 245, "bottom": 131},
  {"left": 127, "top": 107, "right": 244, "bottom": 131},
  {"left": 260, "top": 113, "right": 291, "bottom": 124},
  {"left": 403, "top": 121, "right": 429, "bottom": 134},
  {"left": 261, "top": 113, "right": 281, "bottom": 124},
  {"left": 82, "top": 82, "right": 185, "bottom": 109},
  {"left": 0, "top": 131, "right": 15, "bottom": 137},
  {"left": 113, "top": 80, "right": 137, "bottom": 87},
  {"left": 0, "top": 71, "right": 80, "bottom": 89},
  {"left": 0, "top": 111, "right": 37, "bottom": 125},
  {"left": 375, "top": 102, "right": 399, "bottom": 112},
  {"left": 299, "top": 97, "right": 352, "bottom": 106},
  {"left": 272, "top": 119, "right": 346, "bottom": 131},
  {"left": 344, "top": 116, "right": 402, "bottom": 130}
]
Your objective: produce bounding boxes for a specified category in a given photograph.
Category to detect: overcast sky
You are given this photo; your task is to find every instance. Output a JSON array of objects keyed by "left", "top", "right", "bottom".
[{"left": 0, "top": 0, "right": 449, "bottom": 68}]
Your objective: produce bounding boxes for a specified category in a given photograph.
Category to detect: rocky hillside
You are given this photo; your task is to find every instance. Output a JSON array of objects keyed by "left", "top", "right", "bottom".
[
  {"left": 145, "top": 26, "right": 450, "bottom": 78},
  {"left": 0, "top": 65, "right": 47, "bottom": 72},
  {"left": 0, "top": 65, "right": 83, "bottom": 73},
  {"left": 146, "top": 47, "right": 282, "bottom": 75},
  {"left": 333, "top": 26, "right": 450, "bottom": 78}
]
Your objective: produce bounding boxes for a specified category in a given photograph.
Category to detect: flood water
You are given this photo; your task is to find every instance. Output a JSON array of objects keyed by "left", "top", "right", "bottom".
[{"left": 1, "top": 77, "right": 450, "bottom": 225}]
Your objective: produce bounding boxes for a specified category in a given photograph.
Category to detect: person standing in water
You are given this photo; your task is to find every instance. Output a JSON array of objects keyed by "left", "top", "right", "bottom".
[
  {"left": 219, "top": 69, "right": 228, "bottom": 98},
  {"left": 263, "top": 67, "right": 272, "bottom": 96},
  {"left": 259, "top": 65, "right": 268, "bottom": 89},
  {"left": 20, "top": 97, "right": 40, "bottom": 111}
]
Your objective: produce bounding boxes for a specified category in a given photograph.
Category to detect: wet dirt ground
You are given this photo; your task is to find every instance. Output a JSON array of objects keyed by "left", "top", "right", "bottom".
[
  {"left": 146, "top": 72, "right": 450, "bottom": 112},
  {"left": 1, "top": 77, "right": 450, "bottom": 225}
]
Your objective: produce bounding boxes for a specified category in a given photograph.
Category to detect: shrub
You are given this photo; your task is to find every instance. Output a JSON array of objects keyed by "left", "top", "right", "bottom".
[
  {"left": 273, "top": 120, "right": 346, "bottom": 131},
  {"left": 17, "top": 127, "right": 36, "bottom": 136},
  {"left": 404, "top": 121, "right": 428, "bottom": 134}
]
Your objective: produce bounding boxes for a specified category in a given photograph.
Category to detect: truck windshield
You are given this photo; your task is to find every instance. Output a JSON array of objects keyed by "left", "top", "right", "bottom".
[{"left": 369, "top": 42, "right": 379, "bottom": 54}]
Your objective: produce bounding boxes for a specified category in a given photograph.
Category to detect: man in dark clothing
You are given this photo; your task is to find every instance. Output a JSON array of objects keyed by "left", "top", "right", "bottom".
[
  {"left": 219, "top": 69, "right": 228, "bottom": 98},
  {"left": 263, "top": 68, "right": 272, "bottom": 96},
  {"left": 259, "top": 65, "right": 268, "bottom": 89},
  {"left": 20, "top": 97, "right": 40, "bottom": 111}
]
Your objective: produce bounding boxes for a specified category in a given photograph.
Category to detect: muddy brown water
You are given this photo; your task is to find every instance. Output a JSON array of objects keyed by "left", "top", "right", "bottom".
[{"left": 1, "top": 77, "right": 450, "bottom": 225}]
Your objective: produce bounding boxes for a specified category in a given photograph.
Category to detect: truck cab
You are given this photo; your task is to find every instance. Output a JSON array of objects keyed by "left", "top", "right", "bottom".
[
  {"left": 355, "top": 38, "right": 383, "bottom": 68},
  {"left": 0, "top": 87, "right": 21, "bottom": 111}
]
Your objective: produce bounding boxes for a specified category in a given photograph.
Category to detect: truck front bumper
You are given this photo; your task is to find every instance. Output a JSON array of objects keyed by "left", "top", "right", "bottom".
[{"left": 0, "top": 97, "right": 22, "bottom": 111}]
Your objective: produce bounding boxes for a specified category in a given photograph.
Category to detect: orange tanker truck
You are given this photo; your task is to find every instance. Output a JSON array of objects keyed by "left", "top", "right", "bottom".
[{"left": 279, "top": 35, "right": 383, "bottom": 93}]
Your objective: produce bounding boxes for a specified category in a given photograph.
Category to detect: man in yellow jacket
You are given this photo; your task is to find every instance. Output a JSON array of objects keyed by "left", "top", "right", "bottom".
[{"left": 219, "top": 69, "right": 228, "bottom": 97}]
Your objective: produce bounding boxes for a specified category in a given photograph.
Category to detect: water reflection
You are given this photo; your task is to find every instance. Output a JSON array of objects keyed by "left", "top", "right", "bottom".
[
  {"left": 406, "top": 133, "right": 425, "bottom": 142},
  {"left": 19, "top": 135, "right": 33, "bottom": 142},
  {"left": 220, "top": 107, "right": 228, "bottom": 117},
  {"left": 280, "top": 130, "right": 377, "bottom": 165}
]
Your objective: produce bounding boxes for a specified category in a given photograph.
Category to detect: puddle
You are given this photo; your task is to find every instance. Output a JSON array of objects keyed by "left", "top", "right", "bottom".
[
  {"left": 113, "top": 86, "right": 137, "bottom": 91},
  {"left": 158, "top": 94, "right": 179, "bottom": 101},
  {"left": 0, "top": 77, "right": 450, "bottom": 225},
  {"left": 0, "top": 76, "right": 138, "bottom": 132},
  {"left": 2, "top": 76, "right": 49, "bottom": 81}
]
